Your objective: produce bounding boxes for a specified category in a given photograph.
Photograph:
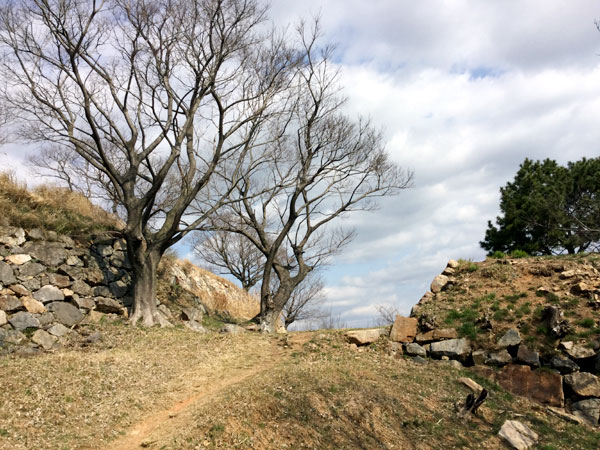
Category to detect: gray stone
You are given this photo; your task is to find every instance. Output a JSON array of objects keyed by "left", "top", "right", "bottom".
[
  {"left": 84, "top": 332, "right": 103, "bottom": 344},
  {"left": 516, "top": 345, "right": 540, "bottom": 368},
  {"left": 571, "top": 399, "right": 600, "bottom": 426},
  {"left": 58, "top": 264, "right": 84, "bottom": 280},
  {"left": 71, "top": 279, "right": 92, "bottom": 296},
  {"left": 71, "top": 297, "right": 96, "bottom": 310},
  {"left": 95, "top": 297, "right": 123, "bottom": 314},
  {"left": 564, "top": 372, "right": 600, "bottom": 397},
  {"left": 0, "top": 295, "right": 22, "bottom": 312},
  {"left": 37, "top": 312, "right": 55, "bottom": 327},
  {"left": 0, "top": 261, "right": 16, "bottom": 285},
  {"left": 58, "top": 235, "right": 75, "bottom": 248},
  {"left": 47, "top": 323, "right": 70, "bottom": 337},
  {"left": 498, "top": 329, "right": 521, "bottom": 348},
  {"left": 185, "top": 320, "right": 207, "bottom": 333},
  {"left": 94, "top": 244, "right": 113, "bottom": 257},
  {"left": 487, "top": 350, "right": 513, "bottom": 366},
  {"left": 47, "top": 302, "right": 83, "bottom": 327},
  {"left": 33, "top": 285, "right": 65, "bottom": 303},
  {"left": 0, "top": 310, "right": 6, "bottom": 326},
  {"left": 26, "top": 228, "right": 45, "bottom": 240},
  {"left": 92, "top": 286, "right": 112, "bottom": 298},
  {"left": 220, "top": 324, "right": 247, "bottom": 335},
  {"left": 430, "top": 274, "right": 449, "bottom": 293},
  {"left": 47, "top": 273, "right": 70, "bottom": 288},
  {"left": 84, "top": 267, "right": 105, "bottom": 285},
  {"left": 21, "top": 241, "right": 68, "bottom": 266},
  {"left": 109, "top": 280, "right": 129, "bottom": 298},
  {"left": 498, "top": 420, "right": 538, "bottom": 449},
  {"left": 181, "top": 307, "right": 203, "bottom": 322},
  {"left": 412, "top": 356, "right": 428, "bottom": 365},
  {"left": 430, "top": 338, "right": 471, "bottom": 361},
  {"left": 8, "top": 311, "right": 40, "bottom": 330},
  {"left": 404, "top": 342, "right": 427, "bottom": 357},
  {"left": 550, "top": 356, "right": 579, "bottom": 374},
  {"left": 0, "top": 328, "right": 26, "bottom": 344},
  {"left": 65, "top": 255, "right": 84, "bottom": 267},
  {"left": 20, "top": 278, "right": 41, "bottom": 291},
  {"left": 31, "top": 329, "right": 57, "bottom": 350},
  {"left": 17, "top": 262, "right": 46, "bottom": 279},
  {"left": 0, "top": 227, "right": 26, "bottom": 246}
]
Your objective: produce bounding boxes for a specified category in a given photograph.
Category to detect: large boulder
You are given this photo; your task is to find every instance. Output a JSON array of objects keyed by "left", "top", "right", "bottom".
[
  {"left": 430, "top": 274, "right": 449, "bottom": 293},
  {"left": 346, "top": 329, "right": 382, "bottom": 346},
  {"left": 429, "top": 338, "right": 471, "bottom": 361},
  {"left": 497, "top": 329, "right": 521, "bottom": 348},
  {"left": 497, "top": 364, "right": 563, "bottom": 407},
  {"left": 389, "top": 315, "right": 417, "bottom": 343},
  {"left": 571, "top": 399, "right": 600, "bottom": 426},
  {"left": 564, "top": 372, "right": 600, "bottom": 398},
  {"left": 498, "top": 420, "right": 538, "bottom": 450},
  {"left": 516, "top": 345, "right": 540, "bottom": 368},
  {"left": 487, "top": 350, "right": 513, "bottom": 366},
  {"left": 47, "top": 301, "right": 83, "bottom": 327},
  {"left": 564, "top": 344, "right": 596, "bottom": 360},
  {"left": 550, "top": 356, "right": 580, "bottom": 374}
]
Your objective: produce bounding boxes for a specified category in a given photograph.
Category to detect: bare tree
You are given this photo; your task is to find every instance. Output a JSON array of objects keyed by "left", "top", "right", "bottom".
[
  {"left": 212, "top": 22, "right": 413, "bottom": 332},
  {"left": 374, "top": 304, "right": 400, "bottom": 326},
  {"left": 0, "top": 0, "right": 297, "bottom": 326},
  {"left": 194, "top": 228, "right": 264, "bottom": 291},
  {"left": 281, "top": 271, "right": 325, "bottom": 329}
]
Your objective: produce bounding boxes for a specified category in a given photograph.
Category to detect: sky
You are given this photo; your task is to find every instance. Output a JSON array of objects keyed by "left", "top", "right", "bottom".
[
  {"left": 2, "top": 0, "right": 600, "bottom": 328},
  {"left": 267, "top": 0, "right": 600, "bottom": 328}
]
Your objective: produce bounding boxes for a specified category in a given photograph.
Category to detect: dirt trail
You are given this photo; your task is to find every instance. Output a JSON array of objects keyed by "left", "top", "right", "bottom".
[{"left": 103, "top": 332, "right": 315, "bottom": 450}]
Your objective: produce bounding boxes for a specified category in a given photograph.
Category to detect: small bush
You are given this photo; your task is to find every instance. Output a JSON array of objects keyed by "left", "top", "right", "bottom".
[
  {"left": 578, "top": 318, "right": 596, "bottom": 329},
  {"left": 490, "top": 251, "right": 507, "bottom": 259},
  {"left": 493, "top": 309, "right": 510, "bottom": 321},
  {"left": 510, "top": 250, "right": 528, "bottom": 258},
  {"left": 458, "top": 322, "right": 478, "bottom": 340}
]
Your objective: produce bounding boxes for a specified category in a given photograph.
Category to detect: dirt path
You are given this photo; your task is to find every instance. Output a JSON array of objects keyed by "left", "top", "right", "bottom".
[{"left": 103, "top": 332, "right": 315, "bottom": 450}]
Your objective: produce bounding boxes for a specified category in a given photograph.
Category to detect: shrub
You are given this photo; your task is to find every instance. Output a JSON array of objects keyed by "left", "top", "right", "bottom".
[
  {"left": 578, "top": 318, "right": 596, "bottom": 329},
  {"left": 490, "top": 251, "right": 507, "bottom": 259},
  {"left": 509, "top": 250, "right": 528, "bottom": 258}
]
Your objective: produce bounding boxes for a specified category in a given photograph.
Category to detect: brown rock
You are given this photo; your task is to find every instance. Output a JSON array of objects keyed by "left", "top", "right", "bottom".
[
  {"left": 22, "top": 296, "right": 46, "bottom": 314},
  {"left": 5, "top": 254, "right": 32, "bottom": 265},
  {"left": 430, "top": 274, "right": 449, "bottom": 293},
  {"left": 389, "top": 315, "right": 418, "bottom": 343},
  {"left": 497, "top": 364, "right": 563, "bottom": 407},
  {"left": 416, "top": 328, "right": 458, "bottom": 343},
  {"left": 0, "top": 294, "right": 23, "bottom": 312},
  {"left": 47, "top": 273, "right": 71, "bottom": 288},
  {"left": 9, "top": 284, "right": 31, "bottom": 297},
  {"left": 346, "top": 329, "right": 382, "bottom": 346}
]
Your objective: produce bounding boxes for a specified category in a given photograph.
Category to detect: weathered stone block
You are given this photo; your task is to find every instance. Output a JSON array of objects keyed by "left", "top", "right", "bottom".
[
  {"left": 389, "top": 315, "right": 417, "bottom": 343},
  {"left": 497, "top": 364, "right": 563, "bottom": 407}
]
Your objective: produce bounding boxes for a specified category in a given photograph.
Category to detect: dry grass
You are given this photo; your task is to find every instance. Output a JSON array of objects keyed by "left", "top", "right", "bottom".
[{"left": 0, "top": 172, "right": 121, "bottom": 237}]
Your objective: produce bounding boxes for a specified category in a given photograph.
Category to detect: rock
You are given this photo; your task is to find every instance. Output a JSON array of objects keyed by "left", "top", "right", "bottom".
[
  {"left": 21, "top": 241, "right": 68, "bottom": 266},
  {"left": 559, "top": 341, "right": 574, "bottom": 351},
  {"left": 346, "top": 329, "right": 381, "bottom": 345},
  {"left": 21, "top": 296, "right": 46, "bottom": 314},
  {"left": 31, "top": 329, "right": 57, "bottom": 350},
  {"left": 0, "top": 295, "right": 22, "bottom": 312},
  {"left": 430, "top": 274, "right": 449, "bottom": 293},
  {"left": 84, "top": 268, "right": 105, "bottom": 285},
  {"left": 33, "top": 285, "right": 65, "bottom": 303},
  {"left": 0, "top": 261, "right": 17, "bottom": 285},
  {"left": 20, "top": 278, "right": 41, "bottom": 291},
  {"left": 109, "top": 280, "right": 129, "bottom": 298},
  {"left": 565, "top": 344, "right": 596, "bottom": 360},
  {"left": 110, "top": 251, "right": 131, "bottom": 269},
  {"left": 560, "top": 270, "right": 576, "bottom": 279},
  {"left": 16, "top": 262, "right": 46, "bottom": 279},
  {"left": 158, "top": 304, "right": 173, "bottom": 319},
  {"left": 37, "top": 312, "right": 55, "bottom": 327},
  {"left": 542, "top": 306, "right": 571, "bottom": 339},
  {"left": 58, "top": 264, "right": 83, "bottom": 280},
  {"left": 429, "top": 338, "right": 471, "bottom": 361},
  {"left": 8, "top": 311, "right": 41, "bottom": 331},
  {"left": 47, "top": 323, "right": 70, "bottom": 337},
  {"left": 47, "top": 273, "right": 71, "bottom": 288},
  {"left": 47, "top": 301, "right": 83, "bottom": 327},
  {"left": 26, "top": 228, "right": 45, "bottom": 240},
  {"left": 85, "top": 332, "right": 103, "bottom": 344},
  {"left": 0, "top": 227, "right": 26, "bottom": 246},
  {"left": 415, "top": 328, "right": 458, "bottom": 343},
  {"left": 546, "top": 406, "right": 584, "bottom": 425},
  {"left": 497, "top": 364, "right": 563, "bottom": 407},
  {"left": 437, "top": 359, "right": 463, "bottom": 369},
  {"left": 442, "top": 267, "right": 455, "bottom": 276},
  {"left": 458, "top": 377, "right": 484, "bottom": 394},
  {"left": 65, "top": 255, "right": 84, "bottom": 267},
  {"left": 92, "top": 286, "right": 112, "bottom": 298},
  {"left": 389, "top": 315, "right": 418, "bottom": 343},
  {"left": 498, "top": 329, "right": 521, "bottom": 348},
  {"left": 571, "top": 399, "right": 600, "bottom": 426},
  {"left": 94, "top": 244, "right": 113, "bottom": 257},
  {"left": 180, "top": 307, "right": 204, "bottom": 322},
  {"left": 58, "top": 235, "right": 75, "bottom": 248},
  {"left": 516, "top": 345, "right": 540, "bottom": 368},
  {"left": 485, "top": 349, "right": 512, "bottom": 366},
  {"left": 416, "top": 312, "right": 437, "bottom": 332},
  {"left": 71, "top": 279, "right": 92, "bottom": 296},
  {"left": 0, "top": 310, "right": 6, "bottom": 326},
  {"left": 0, "top": 328, "right": 26, "bottom": 344},
  {"left": 5, "top": 254, "right": 31, "bottom": 265},
  {"left": 9, "top": 284, "right": 31, "bottom": 296},
  {"left": 412, "top": 356, "right": 428, "bottom": 365},
  {"left": 564, "top": 372, "right": 600, "bottom": 397},
  {"left": 220, "top": 324, "right": 247, "bottom": 335},
  {"left": 550, "top": 356, "right": 580, "bottom": 374},
  {"left": 498, "top": 420, "right": 538, "bottom": 450},
  {"left": 447, "top": 259, "right": 459, "bottom": 269},
  {"left": 62, "top": 288, "right": 74, "bottom": 298},
  {"left": 71, "top": 297, "right": 96, "bottom": 310},
  {"left": 95, "top": 297, "right": 123, "bottom": 314},
  {"left": 404, "top": 342, "right": 427, "bottom": 357},
  {"left": 472, "top": 350, "right": 487, "bottom": 365},
  {"left": 185, "top": 320, "right": 207, "bottom": 333},
  {"left": 86, "top": 310, "right": 105, "bottom": 324}
]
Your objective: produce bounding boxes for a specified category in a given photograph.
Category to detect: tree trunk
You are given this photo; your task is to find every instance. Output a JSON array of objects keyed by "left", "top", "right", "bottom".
[
  {"left": 259, "top": 278, "right": 296, "bottom": 333},
  {"left": 128, "top": 245, "right": 171, "bottom": 327}
]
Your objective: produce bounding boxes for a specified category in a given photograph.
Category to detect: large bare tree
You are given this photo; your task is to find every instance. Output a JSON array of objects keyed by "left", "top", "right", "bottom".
[
  {"left": 0, "top": 0, "right": 296, "bottom": 326},
  {"left": 212, "top": 23, "right": 413, "bottom": 332}
]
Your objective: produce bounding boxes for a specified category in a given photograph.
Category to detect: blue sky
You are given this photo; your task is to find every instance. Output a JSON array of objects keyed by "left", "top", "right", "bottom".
[{"left": 2, "top": 0, "right": 600, "bottom": 328}]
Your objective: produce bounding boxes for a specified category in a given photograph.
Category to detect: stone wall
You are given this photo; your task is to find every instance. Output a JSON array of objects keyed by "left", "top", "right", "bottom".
[{"left": 0, "top": 226, "right": 132, "bottom": 353}]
